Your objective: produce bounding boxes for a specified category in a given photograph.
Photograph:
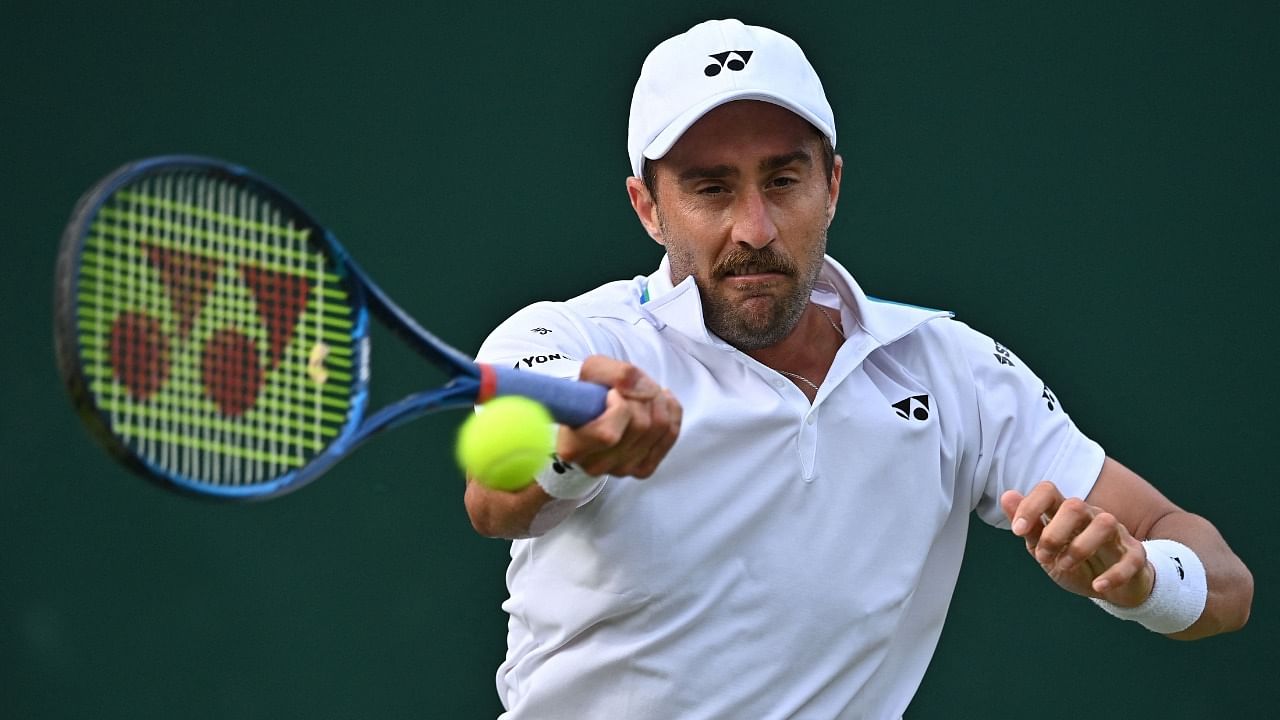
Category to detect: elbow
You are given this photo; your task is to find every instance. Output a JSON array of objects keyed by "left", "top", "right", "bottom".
[
  {"left": 1172, "top": 559, "right": 1254, "bottom": 640},
  {"left": 1214, "top": 555, "right": 1255, "bottom": 635},
  {"left": 1224, "top": 564, "right": 1255, "bottom": 633}
]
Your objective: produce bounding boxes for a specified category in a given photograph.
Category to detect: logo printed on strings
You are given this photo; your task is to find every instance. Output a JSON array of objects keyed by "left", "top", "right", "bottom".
[{"left": 108, "top": 243, "right": 314, "bottom": 417}]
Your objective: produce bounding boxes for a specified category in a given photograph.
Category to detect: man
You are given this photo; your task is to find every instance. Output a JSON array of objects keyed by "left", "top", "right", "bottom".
[{"left": 464, "top": 19, "right": 1252, "bottom": 718}]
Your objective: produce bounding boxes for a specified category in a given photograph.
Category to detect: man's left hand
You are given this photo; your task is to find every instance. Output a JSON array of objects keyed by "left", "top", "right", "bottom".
[{"left": 1001, "top": 481, "right": 1155, "bottom": 608}]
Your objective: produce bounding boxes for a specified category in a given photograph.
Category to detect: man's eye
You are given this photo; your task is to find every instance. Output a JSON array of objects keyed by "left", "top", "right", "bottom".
[
  {"left": 698, "top": 185, "right": 728, "bottom": 195},
  {"left": 769, "top": 176, "right": 798, "bottom": 188}
]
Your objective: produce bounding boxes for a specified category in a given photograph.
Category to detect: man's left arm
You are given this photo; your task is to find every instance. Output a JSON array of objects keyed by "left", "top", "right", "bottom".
[{"left": 1001, "top": 456, "right": 1253, "bottom": 640}]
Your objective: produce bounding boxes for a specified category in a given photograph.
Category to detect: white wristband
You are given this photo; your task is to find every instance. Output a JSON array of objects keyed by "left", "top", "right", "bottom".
[
  {"left": 1091, "top": 539, "right": 1207, "bottom": 634},
  {"left": 535, "top": 455, "right": 605, "bottom": 500}
]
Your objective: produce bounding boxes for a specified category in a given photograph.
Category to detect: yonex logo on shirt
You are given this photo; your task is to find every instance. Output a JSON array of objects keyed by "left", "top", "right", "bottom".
[
  {"left": 513, "top": 352, "right": 573, "bottom": 369},
  {"left": 993, "top": 341, "right": 1015, "bottom": 367},
  {"left": 1042, "top": 385, "right": 1058, "bottom": 411},
  {"left": 704, "top": 50, "right": 753, "bottom": 76},
  {"left": 892, "top": 395, "right": 930, "bottom": 421}
]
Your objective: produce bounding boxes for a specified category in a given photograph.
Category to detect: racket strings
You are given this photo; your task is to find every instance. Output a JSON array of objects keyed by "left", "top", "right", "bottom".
[{"left": 76, "top": 171, "right": 359, "bottom": 487}]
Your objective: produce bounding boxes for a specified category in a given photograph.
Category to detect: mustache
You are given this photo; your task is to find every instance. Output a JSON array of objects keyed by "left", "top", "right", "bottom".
[{"left": 712, "top": 248, "right": 798, "bottom": 279}]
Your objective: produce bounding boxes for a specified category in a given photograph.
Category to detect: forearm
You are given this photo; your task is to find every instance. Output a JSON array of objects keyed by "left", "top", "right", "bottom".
[
  {"left": 1145, "top": 511, "right": 1253, "bottom": 639},
  {"left": 464, "top": 478, "right": 556, "bottom": 539}
]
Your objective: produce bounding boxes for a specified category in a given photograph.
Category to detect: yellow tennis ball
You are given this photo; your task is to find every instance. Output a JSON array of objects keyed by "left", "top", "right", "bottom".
[{"left": 456, "top": 396, "right": 555, "bottom": 491}]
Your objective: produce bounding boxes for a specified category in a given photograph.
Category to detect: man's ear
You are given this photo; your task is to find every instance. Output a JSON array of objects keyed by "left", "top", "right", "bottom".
[
  {"left": 826, "top": 154, "right": 843, "bottom": 227},
  {"left": 626, "top": 176, "right": 664, "bottom": 245}
]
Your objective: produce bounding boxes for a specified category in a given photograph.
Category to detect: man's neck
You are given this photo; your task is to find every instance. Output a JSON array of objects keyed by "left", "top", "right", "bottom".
[{"left": 746, "top": 302, "right": 845, "bottom": 396}]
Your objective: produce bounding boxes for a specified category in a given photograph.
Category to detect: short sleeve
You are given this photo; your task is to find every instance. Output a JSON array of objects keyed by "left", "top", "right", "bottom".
[
  {"left": 948, "top": 321, "right": 1106, "bottom": 527},
  {"left": 476, "top": 302, "right": 603, "bottom": 382}
]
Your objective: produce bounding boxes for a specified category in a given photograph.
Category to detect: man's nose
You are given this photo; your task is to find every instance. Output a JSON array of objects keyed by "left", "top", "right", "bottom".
[{"left": 729, "top": 189, "right": 777, "bottom": 249}]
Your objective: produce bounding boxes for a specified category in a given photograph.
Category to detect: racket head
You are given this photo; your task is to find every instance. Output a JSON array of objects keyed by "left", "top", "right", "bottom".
[{"left": 54, "top": 156, "right": 377, "bottom": 499}]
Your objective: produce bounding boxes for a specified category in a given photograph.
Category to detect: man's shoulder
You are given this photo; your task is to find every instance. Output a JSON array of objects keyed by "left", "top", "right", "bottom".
[
  {"left": 479, "top": 275, "right": 654, "bottom": 357},
  {"left": 561, "top": 276, "right": 651, "bottom": 323},
  {"left": 865, "top": 302, "right": 992, "bottom": 374},
  {"left": 872, "top": 307, "right": 1044, "bottom": 393},
  {"left": 855, "top": 294, "right": 956, "bottom": 350}
]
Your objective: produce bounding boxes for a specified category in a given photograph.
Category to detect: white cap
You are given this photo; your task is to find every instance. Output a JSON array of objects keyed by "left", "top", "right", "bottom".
[{"left": 627, "top": 19, "right": 837, "bottom": 178}]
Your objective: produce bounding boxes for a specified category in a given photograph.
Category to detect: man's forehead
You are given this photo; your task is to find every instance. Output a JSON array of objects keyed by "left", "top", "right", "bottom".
[{"left": 673, "top": 150, "right": 814, "bottom": 182}]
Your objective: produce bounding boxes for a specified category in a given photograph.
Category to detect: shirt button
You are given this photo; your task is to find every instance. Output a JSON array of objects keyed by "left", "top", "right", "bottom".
[{"left": 805, "top": 414, "right": 816, "bottom": 425}]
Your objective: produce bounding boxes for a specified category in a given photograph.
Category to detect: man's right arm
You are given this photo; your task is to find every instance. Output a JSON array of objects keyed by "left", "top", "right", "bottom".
[
  {"left": 464, "top": 477, "right": 557, "bottom": 539},
  {"left": 464, "top": 356, "right": 681, "bottom": 539}
]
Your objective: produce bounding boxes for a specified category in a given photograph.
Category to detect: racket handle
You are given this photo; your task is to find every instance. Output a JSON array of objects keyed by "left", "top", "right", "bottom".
[{"left": 485, "top": 366, "right": 609, "bottom": 428}]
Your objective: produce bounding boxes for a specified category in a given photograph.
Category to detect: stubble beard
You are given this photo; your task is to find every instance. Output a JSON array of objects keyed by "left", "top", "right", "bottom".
[{"left": 663, "top": 224, "right": 828, "bottom": 352}]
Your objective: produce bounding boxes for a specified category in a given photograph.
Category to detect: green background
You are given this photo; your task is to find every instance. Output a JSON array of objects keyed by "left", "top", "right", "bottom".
[{"left": 4, "top": 2, "right": 1275, "bottom": 717}]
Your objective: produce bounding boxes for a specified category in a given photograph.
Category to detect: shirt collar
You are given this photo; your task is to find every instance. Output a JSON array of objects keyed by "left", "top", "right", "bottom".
[{"left": 640, "top": 254, "right": 951, "bottom": 350}]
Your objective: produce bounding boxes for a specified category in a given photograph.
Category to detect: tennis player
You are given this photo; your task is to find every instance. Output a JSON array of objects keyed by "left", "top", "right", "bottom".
[{"left": 465, "top": 19, "right": 1252, "bottom": 718}]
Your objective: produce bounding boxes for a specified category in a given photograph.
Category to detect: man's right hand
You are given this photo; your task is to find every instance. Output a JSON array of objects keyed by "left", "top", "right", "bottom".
[
  {"left": 555, "top": 355, "right": 681, "bottom": 479},
  {"left": 464, "top": 356, "right": 681, "bottom": 539}
]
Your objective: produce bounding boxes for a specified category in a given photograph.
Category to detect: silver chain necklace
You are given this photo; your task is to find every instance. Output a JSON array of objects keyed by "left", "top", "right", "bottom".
[
  {"left": 775, "top": 368, "right": 821, "bottom": 392},
  {"left": 775, "top": 306, "right": 844, "bottom": 392}
]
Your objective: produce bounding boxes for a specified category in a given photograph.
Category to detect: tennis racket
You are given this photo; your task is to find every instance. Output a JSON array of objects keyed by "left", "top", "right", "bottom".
[{"left": 53, "top": 155, "right": 607, "bottom": 500}]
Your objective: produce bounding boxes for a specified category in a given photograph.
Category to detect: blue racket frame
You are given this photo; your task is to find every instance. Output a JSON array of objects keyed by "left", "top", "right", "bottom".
[{"left": 55, "top": 155, "right": 607, "bottom": 500}]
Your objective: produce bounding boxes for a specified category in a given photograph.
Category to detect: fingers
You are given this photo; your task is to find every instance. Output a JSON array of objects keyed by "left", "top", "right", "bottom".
[
  {"left": 557, "top": 357, "right": 681, "bottom": 478},
  {"left": 1033, "top": 497, "right": 1094, "bottom": 565},
  {"left": 1073, "top": 519, "right": 1151, "bottom": 600},
  {"left": 1053, "top": 510, "right": 1121, "bottom": 573},
  {"left": 626, "top": 389, "right": 682, "bottom": 478},
  {"left": 1005, "top": 481, "right": 1062, "bottom": 539},
  {"left": 1006, "top": 480, "right": 1155, "bottom": 604}
]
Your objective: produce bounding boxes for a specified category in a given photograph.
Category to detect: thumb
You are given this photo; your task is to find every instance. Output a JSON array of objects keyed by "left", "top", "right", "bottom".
[
  {"left": 579, "top": 356, "right": 659, "bottom": 399},
  {"left": 999, "top": 490, "right": 1024, "bottom": 526},
  {"left": 615, "top": 366, "right": 659, "bottom": 399}
]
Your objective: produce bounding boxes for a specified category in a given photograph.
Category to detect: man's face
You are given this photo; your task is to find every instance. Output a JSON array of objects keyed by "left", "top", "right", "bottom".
[{"left": 631, "top": 101, "right": 842, "bottom": 351}]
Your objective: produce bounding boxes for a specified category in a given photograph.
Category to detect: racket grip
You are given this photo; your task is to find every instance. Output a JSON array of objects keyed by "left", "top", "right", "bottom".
[{"left": 487, "top": 366, "right": 608, "bottom": 428}]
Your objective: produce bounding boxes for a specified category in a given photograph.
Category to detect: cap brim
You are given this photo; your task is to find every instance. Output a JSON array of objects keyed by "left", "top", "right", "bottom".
[{"left": 641, "top": 90, "right": 836, "bottom": 169}]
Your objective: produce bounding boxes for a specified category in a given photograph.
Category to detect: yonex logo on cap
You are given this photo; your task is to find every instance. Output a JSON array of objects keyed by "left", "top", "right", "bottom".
[{"left": 704, "top": 50, "right": 753, "bottom": 76}]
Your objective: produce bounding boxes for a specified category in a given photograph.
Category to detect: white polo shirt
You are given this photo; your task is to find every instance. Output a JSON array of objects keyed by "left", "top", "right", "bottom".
[{"left": 476, "top": 255, "right": 1104, "bottom": 719}]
